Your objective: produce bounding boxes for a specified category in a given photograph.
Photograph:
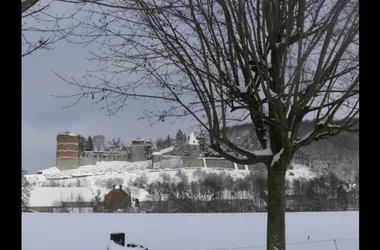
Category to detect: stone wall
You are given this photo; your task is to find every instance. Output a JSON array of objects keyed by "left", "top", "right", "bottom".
[
  {"left": 247, "top": 163, "right": 266, "bottom": 171},
  {"left": 130, "top": 145, "right": 149, "bottom": 162},
  {"left": 79, "top": 151, "right": 129, "bottom": 166},
  {"left": 182, "top": 156, "right": 204, "bottom": 168},
  {"left": 57, "top": 158, "right": 80, "bottom": 171},
  {"left": 154, "top": 155, "right": 266, "bottom": 171},
  {"left": 204, "top": 158, "right": 235, "bottom": 169}
]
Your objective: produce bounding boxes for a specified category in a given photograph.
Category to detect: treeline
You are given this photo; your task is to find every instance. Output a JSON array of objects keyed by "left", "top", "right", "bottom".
[
  {"left": 49, "top": 169, "right": 358, "bottom": 213},
  {"left": 129, "top": 170, "right": 358, "bottom": 213},
  {"left": 155, "top": 129, "right": 187, "bottom": 153},
  {"left": 77, "top": 134, "right": 126, "bottom": 152}
]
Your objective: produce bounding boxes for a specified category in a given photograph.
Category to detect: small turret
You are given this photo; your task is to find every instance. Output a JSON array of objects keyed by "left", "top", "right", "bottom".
[{"left": 186, "top": 132, "right": 200, "bottom": 158}]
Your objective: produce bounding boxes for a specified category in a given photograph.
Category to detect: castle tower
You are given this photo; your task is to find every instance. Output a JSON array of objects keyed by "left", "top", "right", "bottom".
[
  {"left": 130, "top": 139, "right": 152, "bottom": 162},
  {"left": 151, "top": 151, "right": 162, "bottom": 169},
  {"left": 56, "top": 132, "right": 80, "bottom": 170},
  {"left": 186, "top": 132, "right": 200, "bottom": 158}
]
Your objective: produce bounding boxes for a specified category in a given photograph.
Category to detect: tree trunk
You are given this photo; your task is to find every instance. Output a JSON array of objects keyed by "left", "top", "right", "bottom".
[{"left": 267, "top": 167, "right": 287, "bottom": 250}]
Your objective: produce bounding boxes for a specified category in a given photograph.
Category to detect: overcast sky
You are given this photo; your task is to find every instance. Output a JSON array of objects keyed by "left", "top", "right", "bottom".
[
  {"left": 22, "top": 1, "right": 356, "bottom": 174},
  {"left": 22, "top": 3, "right": 200, "bottom": 174},
  {"left": 22, "top": 41, "right": 196, "bottom": 174}
]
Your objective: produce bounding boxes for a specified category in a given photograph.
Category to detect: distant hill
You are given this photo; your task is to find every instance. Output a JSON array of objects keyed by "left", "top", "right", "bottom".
[{"left": 225, "top": 120, "right": 359, "bottom": 178}]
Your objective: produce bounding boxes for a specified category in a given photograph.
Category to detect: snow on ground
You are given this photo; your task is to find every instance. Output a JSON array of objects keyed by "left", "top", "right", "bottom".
[
  {"left": 286, "top": 163, "right": 318, "bottom": 181},
  {"left": 37, "top": 166, "right": 60, "bottom": 175},
  {"left": 26, "top": 161, "right": 318, "bottom": 203},
  {"left": 29, "top": 187, "right": 93, "bottom": 207},
  {"left": 154, "top": 156, "right": 182, "bottom": 169},
  {"left": 22, "top": 211, "right": 358, "bottom": 250}
]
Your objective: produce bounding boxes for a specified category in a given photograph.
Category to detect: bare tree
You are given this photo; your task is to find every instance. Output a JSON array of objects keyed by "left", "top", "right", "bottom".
[
  {"left": 22, "top": 0, "right": 79, "bottom": 57},
  {"left": 22, "top": 0, "right": 40, "bottom": 13},
  {"left": 91, "top": 189, "right": 105, "bottom": 212},
  {"left": 75, "top": 193, "right": 86, "bottom": 213},
  {"left": 53, "top": 1, "right": 358, "bottom": 249},
  {"left": 92, "top": 135, "right": 106, "bottom": 151},
  {"left": 106, "top": 137, "right": 124, "bottom": 152}
]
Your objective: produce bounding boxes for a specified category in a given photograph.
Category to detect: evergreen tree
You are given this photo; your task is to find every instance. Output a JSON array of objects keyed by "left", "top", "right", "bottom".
[
  {"left": 155, "top": 138, "right": 166, "bottom": 151},
  {"left": 175, "top": 129, "right": 187, "bottom": 154},
  {"left": 78, "top": 135, "right": 87, "bottom": 153},
  {"left": 86, "top": 136, "right": 94, "bottom": 151},
  {"left": 165, "top": 135, "right": 172, "bottom": 148},
  {"left": 175, "top": 129, "right": 184, "bottom": 145}
]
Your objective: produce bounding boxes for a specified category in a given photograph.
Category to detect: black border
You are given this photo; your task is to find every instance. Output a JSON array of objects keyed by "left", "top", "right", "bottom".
[
  {"left": 18, "top": 1, "right": 365, "bottom": 250},
  {"left": 359, "top": 0, "right": 373, "bottom": 249}
]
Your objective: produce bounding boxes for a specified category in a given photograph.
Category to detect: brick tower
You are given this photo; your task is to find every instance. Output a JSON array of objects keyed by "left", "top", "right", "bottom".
[{"left": 56, "top": 132, "right": 80, "bottom": 170}]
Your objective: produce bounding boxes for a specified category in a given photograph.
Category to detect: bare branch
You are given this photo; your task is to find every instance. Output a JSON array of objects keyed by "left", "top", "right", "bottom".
[{"left": 51, "top": 0, "right": 358, "bottom": 168}]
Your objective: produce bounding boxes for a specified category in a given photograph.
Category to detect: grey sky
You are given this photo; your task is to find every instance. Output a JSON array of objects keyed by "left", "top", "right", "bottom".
[
  {"left": 21, "top": 2, "right": 199, "bottom": 174},
  {"left": 22, "top": 37, "right": 194, "bottom": 174},
  {"left": 22, "top": 1, "right": 357, "bottom": 174}
]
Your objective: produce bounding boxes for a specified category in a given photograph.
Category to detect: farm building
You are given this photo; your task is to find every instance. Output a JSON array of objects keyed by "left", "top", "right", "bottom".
[{"left": 104, "top": 185, "right": 132, "bottom": 211}]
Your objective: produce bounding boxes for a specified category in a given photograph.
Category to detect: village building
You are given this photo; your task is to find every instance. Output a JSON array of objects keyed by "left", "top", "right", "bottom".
[{"left": 104, "top": 185, "right": 132, "bottom": 211}]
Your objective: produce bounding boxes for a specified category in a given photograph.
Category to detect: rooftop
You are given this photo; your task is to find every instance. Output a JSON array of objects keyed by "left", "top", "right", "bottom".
[
  {"left": 188, "top": 132, "right": 199, "bottom": 145},
  {"left": 58, "top": 132, "right": 78, "bottom": 137}
]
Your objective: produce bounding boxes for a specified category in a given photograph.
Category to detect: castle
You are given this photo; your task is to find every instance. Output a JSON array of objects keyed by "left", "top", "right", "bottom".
[
  {"left": 56, "top": 131, "right": 265, "bottom": 171},
  {"left": 56, "top": 132, "right": 152, "bottom": 170}
]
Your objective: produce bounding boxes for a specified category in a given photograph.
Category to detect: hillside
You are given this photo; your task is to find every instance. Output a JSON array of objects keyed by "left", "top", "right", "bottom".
[
  {"left": 26, "top": 161, "right": 317, "bottom": 202},
  {"left": 158, "top": 121, "right": 358, "bottom": 179},
  {"left": 224, "top": 121, "right": 359, "bottom": 178}
]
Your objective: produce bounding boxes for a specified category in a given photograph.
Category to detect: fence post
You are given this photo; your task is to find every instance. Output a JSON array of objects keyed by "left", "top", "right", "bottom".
[
  {"left": 110, "top": 232, "right": 125, "bottom": 247},
  {"left": 333, "top": 239, "right": 338, "bottom": 250}
]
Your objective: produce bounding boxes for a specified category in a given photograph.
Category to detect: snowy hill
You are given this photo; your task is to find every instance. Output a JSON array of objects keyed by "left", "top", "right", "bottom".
[{"left": 26, "top": 161, "right": 317, "bottom": 203}]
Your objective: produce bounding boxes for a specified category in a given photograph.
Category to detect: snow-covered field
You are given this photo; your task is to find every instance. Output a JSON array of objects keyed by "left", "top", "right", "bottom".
[{"left": 22, "top": 211, "right": 358, "bottom": 250}]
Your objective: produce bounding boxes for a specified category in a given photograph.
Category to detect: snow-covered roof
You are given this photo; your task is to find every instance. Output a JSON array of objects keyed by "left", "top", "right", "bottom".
[
  {"left": 159, "top": 146, "right": 175, "bottom": 154},
  {"left": 130, "top": 187, "right": 150, "bottom": 201},
  {"left": 111, "top": 185, "right": 125, "bottom": 190},
  {"left": 36, "top": 166, "right": 60, "bottom": 175},
  {"left": 187, "top": 132, "right": 199, "bottom": 145},
  {"left": 108, "top": 240, "right": 148, "bottom": 250},
  {"left": 151, "top": 152, "right": 162, "bottom": 156},
  {"left": 58, "top": 132, "right": 78, "bottom": 136},
  {"left": 29, "top": 187, "right": 93, "bottom": 207}
]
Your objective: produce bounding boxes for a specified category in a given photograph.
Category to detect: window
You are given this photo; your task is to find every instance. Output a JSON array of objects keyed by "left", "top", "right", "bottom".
[
  {"left": 63, "top": 145, "right": 66, "bottom": 150},
  {"left": 74, "top": 145, "right": 78, "bottom": 151}
]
